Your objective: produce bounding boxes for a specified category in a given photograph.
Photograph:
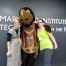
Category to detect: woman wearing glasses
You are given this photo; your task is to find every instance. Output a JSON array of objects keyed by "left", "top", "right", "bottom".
[{"left": 37, "top": 19, "right": 58, "bottom": 66}]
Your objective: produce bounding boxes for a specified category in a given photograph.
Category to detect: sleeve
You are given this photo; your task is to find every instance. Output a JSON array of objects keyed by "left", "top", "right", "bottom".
[
  {"left": 7, "top": 28, "right": 13, "bottom": 41},
  {"left": 7, "top": 33, "right": 12, "bottom": 41},
  {"left": 8, "top": 28, "right": 13, "bottom": 34}
]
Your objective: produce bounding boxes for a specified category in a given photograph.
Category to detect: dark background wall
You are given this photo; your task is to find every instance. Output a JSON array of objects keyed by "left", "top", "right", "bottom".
[{"left": 0, "top": 0, "right": 66, "bottom": 66}]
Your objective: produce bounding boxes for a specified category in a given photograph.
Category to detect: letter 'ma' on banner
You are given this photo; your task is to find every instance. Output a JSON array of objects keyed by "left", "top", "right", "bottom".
[
  {"left": 0, "top": 16, "right": 19, "bottom": 22},
  {"left": 0, "top": 16, "right": 19, "bottom": 31}
]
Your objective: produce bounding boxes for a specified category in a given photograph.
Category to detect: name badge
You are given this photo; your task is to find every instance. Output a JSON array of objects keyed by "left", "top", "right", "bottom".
[{"left": 39, "top": 37, "right": 42, "bottom": 41}]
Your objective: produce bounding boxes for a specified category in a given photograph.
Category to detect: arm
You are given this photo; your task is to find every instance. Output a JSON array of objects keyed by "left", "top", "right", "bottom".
[
  {"left": 6, "top": 42, "right": 12, "bottom": 56},
  {"left": 7, "top": 42, "right": 11, "bottom": 52},
  {"left": 6, "top": 33, "right": 12, "bottom": 56},
  {"left": 49, "top": 33, "right": 58, "bottom": 49}
]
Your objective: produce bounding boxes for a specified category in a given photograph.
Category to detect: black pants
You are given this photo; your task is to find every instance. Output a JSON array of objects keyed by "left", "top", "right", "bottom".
[{"left": 21, "top": 49, "right": 35, "bottom": 66}]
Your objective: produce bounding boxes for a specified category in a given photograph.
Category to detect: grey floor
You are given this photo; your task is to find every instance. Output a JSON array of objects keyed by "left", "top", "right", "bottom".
[
  {"left": 34, "top": 58, "right": 66, "bottom": 66},
  {"left": 34, "top": 63, "right": 66, "bottom": 66},
  {"left": 51, "top": 63, "right": 66, "bottom": 66},
  {"left": 34, "top": 54, "right": 66, "bottom": 66}
]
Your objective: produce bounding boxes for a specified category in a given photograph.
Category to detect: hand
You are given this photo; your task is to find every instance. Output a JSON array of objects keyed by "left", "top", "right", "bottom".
[
  {"left": 34, "top": 51, "right": 38, "bottom": 59},
  {"left": 6, "top": 51, "right": 12, "bottom": 56},
  {"left": 54, "top": 44, "right": 58, "bottom": 49}
]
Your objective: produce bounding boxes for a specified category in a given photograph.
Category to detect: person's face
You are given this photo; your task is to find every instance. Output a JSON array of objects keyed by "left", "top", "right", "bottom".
[
  {"left": 13, "top": 22, "right": 20, "bottom": 29},
  {"left": 38, "top": 20, "right": 44, "bottom": 28}
]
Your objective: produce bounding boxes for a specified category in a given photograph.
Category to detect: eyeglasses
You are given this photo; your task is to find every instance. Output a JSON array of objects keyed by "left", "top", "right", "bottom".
[{"left": 38, "top": 22, "right": 42, "bottom": 23}]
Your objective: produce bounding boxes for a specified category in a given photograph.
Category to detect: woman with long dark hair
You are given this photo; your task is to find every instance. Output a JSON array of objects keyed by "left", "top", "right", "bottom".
[{"left": 37, "top": 19, "right": 58, "bottom": 66}]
